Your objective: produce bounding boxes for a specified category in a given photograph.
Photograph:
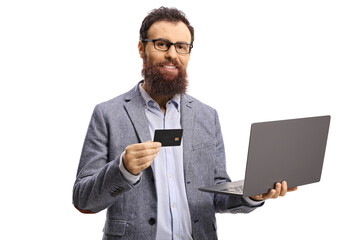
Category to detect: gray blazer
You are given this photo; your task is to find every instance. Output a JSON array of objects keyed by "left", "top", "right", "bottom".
[{"left": 73, "top": 82, "right": 263, "bottom": 240}]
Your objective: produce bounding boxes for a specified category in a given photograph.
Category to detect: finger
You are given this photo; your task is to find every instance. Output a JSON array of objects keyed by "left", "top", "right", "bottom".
[
  {"left": 250, "top": 194, "right": 267, "bottom": 201},
  {"left": 261, "top": 189, "right": 276, "bottom": 200},
  {"left": 133, "top": 152, "right": 158, "bottom": 165},
  {"left": 145, "top": 141, "right": 162, "bottom": 148},
  {"left": 250, "top": 195, "right": 261, "bottom": 201},
  {"left": 288, "top": 186, "right": 298, "bottom": 192},
  {"left": 272, "top": 183, "right": 281, "bottom": 198},
  {"left": 137, "top": 158, "right": 155, "bottom": 172},
  {"left": 125, "top": 141, "right": 161, "bottom": 157},
  {"left": 128, "top": 147, "right": 160, "bottom": 159},
  {"left": 280, "top": 181, "right": 287, "bottom": 197},
  {"left": 126, "top": 141, "right": 162, "bottom": 152}
]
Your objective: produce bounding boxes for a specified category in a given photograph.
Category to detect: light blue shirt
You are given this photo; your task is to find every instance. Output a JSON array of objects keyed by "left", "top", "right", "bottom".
[
  {"left": 139, "top": 84, "right": 192, "bottom": 240},
  {"left": 120, "top": 84, "right": 192, "bottom": 240}
]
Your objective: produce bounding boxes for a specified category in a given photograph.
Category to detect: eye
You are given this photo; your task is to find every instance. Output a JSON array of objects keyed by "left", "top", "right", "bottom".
[
  {"left": 176, "top": 43, "right": 190, "bottom": 53},
  {"left": 155, "top": 40, "right": 169, "bottom": 50}
]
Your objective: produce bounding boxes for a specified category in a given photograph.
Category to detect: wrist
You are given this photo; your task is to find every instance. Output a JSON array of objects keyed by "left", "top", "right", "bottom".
[{"left": 119, "top": 152, "right": 141, "bottom": 184}]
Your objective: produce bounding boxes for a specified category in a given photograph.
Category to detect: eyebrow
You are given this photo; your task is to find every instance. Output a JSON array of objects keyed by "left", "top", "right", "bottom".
[{"left": 156, "top": 38, "right": 191, "bottom": 45}]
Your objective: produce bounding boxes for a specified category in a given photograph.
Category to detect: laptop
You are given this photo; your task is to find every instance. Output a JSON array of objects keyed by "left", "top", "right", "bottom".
[{"left": 199, "top": 115, "right": 331, "bottom": 197}]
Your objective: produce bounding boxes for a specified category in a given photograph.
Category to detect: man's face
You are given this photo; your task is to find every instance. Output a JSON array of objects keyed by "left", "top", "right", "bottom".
[{"left": 138, "top": 21, "right": 192, "bottom": 97}]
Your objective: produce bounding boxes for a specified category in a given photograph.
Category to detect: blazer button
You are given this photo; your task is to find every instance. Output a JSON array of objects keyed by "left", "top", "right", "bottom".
[{"left": 148, "top": 218, "right": 156, "bottom": 225}]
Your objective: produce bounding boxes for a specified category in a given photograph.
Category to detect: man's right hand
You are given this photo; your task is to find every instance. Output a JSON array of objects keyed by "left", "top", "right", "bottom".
[{"left": 123, "top": 141, "right": 161, "bottom": 175}]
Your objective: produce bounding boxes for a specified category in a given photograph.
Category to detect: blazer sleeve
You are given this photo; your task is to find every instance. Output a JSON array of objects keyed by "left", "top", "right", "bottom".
[
  {"left": 72, "top": 105, "right": 134, "bottom": 213},
  {"left": 212, "top": 110, "right": 264, "bottom": 214}
]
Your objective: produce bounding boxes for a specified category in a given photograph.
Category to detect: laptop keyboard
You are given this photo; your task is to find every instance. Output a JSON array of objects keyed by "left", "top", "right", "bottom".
[{"left": 220, "top": 185, "right": 244, "bottom": 194}]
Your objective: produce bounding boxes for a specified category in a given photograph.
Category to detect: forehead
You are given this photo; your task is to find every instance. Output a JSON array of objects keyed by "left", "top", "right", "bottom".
[{"left": 147, "top": 21, "right": 191, "bottom": 43}]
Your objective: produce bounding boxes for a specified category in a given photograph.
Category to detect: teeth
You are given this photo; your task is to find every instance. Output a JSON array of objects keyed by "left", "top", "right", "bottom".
[{"left": 163, "top": 65, "right": 176, "bottom": 69}]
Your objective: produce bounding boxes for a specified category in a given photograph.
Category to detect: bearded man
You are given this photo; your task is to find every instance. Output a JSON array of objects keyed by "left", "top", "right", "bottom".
[{"left": 73, "top": 7, "right": 295, "bottom": 240}]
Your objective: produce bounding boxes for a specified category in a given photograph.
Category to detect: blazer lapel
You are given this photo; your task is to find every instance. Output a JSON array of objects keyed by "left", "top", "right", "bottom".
[
  {"left": 181, "top": 94, "right": 195, "bottom": 176},
  {"left": 124, "top": 84, "right": 152, "bottom": 143}
]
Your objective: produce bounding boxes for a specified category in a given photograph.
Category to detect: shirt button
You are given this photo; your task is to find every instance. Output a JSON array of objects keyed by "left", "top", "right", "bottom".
[
  {"left": 169, "top": 173, "right": 172, "bottom": 179},
  {"left": 174, "top": 234, "right": 178, "bottom": 239},
  {"left": 172, "top": 203, "right": 176, "bottom": 208}
]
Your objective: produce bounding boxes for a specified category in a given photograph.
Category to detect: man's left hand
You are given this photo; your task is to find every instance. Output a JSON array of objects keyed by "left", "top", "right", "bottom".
[{"left": 250, "top": 181, "right": 297, "bottom": 201}]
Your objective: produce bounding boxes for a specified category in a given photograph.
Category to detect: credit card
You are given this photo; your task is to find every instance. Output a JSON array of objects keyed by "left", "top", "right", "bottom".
[{"left": 153, "top": 129, "right": 183, "bottom": 147}]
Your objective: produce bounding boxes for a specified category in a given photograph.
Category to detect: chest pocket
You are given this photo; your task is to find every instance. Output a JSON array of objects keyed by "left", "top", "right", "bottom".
[{"left": 192, "top": 140, "right": 214, "bottom": 151}]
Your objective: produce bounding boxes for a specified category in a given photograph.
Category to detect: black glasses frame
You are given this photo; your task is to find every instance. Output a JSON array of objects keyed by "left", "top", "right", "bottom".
[{"left": 142, "top": 38, "right": 193, "bottom": 54}]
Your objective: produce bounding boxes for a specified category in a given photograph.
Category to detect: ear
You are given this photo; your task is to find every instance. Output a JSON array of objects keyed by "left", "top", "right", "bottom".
[{"left": 138, "top": 40, "right": 145, "bottom": 59}]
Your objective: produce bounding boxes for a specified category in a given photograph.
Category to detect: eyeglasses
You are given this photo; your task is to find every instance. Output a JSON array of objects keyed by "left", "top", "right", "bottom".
[{"left": 142, "top": 38, "right": 193, "bottom": 54}]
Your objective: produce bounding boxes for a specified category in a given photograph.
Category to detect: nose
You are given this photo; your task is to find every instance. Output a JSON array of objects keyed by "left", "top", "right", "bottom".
[{"left": 165, "top": 45, "right": 178, "bottom": 60}]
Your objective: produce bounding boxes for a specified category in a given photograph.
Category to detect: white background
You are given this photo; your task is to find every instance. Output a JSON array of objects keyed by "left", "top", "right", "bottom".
[{"left": 1, "top": 0, "right": 359, "bottom": 239}]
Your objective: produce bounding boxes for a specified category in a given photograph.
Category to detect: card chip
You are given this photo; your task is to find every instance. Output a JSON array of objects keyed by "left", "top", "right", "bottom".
[{"left": 175, "top": 137, "right": 180, "bottom": 141}]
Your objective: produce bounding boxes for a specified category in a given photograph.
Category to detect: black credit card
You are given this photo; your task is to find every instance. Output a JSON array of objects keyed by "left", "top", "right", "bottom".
[{"left": 153, "top": 129, "right": 183, "bottom": 147}]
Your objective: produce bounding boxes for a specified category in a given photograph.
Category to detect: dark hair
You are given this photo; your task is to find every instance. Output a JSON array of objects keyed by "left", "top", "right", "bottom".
[{"left": 140, "top": 7, "right": 194, "bottom": 45}]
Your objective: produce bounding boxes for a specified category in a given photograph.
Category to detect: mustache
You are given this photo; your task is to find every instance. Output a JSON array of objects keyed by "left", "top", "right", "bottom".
[{"left": 153, "top": 59, "right": 181, "bottom": 69}]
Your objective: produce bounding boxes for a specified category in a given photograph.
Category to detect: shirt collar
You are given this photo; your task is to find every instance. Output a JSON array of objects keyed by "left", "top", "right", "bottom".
[{"left": 138, "top": 83, "right": 181, "bottom": 112}]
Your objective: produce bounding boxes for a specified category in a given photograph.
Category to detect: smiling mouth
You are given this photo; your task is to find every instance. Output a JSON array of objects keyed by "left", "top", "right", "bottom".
[{"left": 163, "top": 65, "right": 177, "bottom": 70}]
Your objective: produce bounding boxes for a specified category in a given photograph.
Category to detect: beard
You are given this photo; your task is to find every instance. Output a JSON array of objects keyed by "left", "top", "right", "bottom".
[{"left": 141, "top": 57, "right": 188, "bottom": 98}]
